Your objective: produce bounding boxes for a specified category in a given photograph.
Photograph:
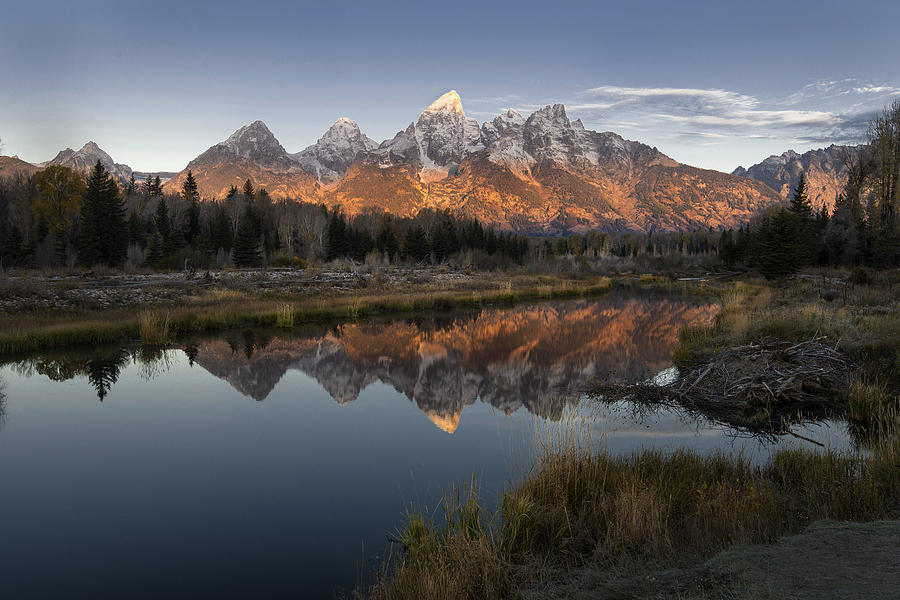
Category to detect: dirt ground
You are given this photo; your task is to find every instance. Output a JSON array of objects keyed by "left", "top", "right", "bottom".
[
  {"left": 526, "top": 520, "right": 900, "bottom": 600},
  {"left": 700, "top": 520, "right": 900, "bottom": 600}
]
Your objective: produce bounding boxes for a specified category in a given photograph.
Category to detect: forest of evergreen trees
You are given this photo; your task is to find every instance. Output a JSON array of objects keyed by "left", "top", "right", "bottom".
[
  {"left": 0, "top": 163, "right": 720, "bottom": 271},
  {"left": 720, "top": 101, "right": 900, "bottom": 277},
  {"left": 1, "top": 102, "right": 896, "bottom": 274}
]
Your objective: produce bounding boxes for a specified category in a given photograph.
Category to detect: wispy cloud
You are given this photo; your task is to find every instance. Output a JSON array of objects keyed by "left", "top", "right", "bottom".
[
  {"left": 468, "top": 79, "right": 900, "bottom": 169},
  {"left": 577, "top": 84, "right": 856, "bottom": 137}
]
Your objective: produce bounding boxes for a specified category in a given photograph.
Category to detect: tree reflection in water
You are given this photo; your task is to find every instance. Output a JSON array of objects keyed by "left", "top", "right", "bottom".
[{"left": 0, "top": 376, "right": 7, "bottom": 430}]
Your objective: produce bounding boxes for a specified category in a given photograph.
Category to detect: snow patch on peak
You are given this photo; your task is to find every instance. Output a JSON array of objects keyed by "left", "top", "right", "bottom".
[
  {"left": 47, "top": 141, "right": 132, "bottom": 183},
  {"left": 482, "top": 108, "right": 526, "bottom": 146},
  {"left": 503, "top": 108, "right": 525, "bottom": 122},
  {"left": 80, "top": 141, "right": 103, "bottom": 153},
  {"left": 291, "top": 118, "right": 378, "bottom": 183},
  {"left": 219, "top": 120, "right": 290, "bottom": 165},
  {"left": 225, "top": 120, "right": 275, "bottom": 148},
  {"left": 425, "top": 90, "right": 465, "bottom": 116},
  {"left": 321, "top": 118, "right": 375, "bottom": 148}
]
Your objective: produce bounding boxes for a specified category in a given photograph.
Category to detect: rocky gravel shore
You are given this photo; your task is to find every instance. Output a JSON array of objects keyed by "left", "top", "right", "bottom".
[{"left": 0, "top": 268, "right": 474, "bottom": 314}]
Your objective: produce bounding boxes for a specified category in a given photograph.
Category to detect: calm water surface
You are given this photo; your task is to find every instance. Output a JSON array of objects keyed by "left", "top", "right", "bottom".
[{"left": 0, "top": 297, "right": 851, "bottom": 598}]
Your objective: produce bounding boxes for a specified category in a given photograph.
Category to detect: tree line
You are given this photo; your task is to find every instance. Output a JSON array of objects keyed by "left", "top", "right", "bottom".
[{"left": 719, "top": 101, "right": 900, "bottom": 277}]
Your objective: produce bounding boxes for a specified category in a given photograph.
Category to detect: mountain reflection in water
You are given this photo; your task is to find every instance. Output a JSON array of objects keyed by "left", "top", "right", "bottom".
[{"left": 10, "top": 298, "right": 717, "bottom": 432}]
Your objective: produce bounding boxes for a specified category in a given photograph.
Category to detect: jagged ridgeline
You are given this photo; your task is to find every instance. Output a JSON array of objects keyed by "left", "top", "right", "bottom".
[
  {"left": 161, "top": 91, "right": 782, "bottom": 233},
  {"left": 3, "top": 90, "right": 865, "bottom": 235}
]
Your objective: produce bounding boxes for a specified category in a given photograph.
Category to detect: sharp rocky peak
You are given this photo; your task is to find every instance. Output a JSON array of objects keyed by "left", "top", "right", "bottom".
[
  {"left": 526, "top": 104, "right": 571, "bottom": 128},
  {"left": 46, "top": 140, "right": 132, "bottom": 183},
  {"left": 424, "top": 90, "right": 465, "bottom": 116},
  {"left": 220, "top": 120, "right": 289, "bottom": 164},
  {"left": 226, "top": 120, "right": 276, "bottom": 145},
  {"left": 291, "top": 118, "right": 377, "bottom": 182},
  {"left": 79, "top": 141, "right": 104, "bottom": 154},
  {"left": 322, "top": 118, "right": 369, "bottom": 141}
]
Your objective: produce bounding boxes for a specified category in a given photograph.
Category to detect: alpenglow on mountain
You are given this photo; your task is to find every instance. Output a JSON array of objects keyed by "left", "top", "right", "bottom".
[
  {"left": 159, "top": 91, "right": 783, "bottom": 233},
  {"left": 1, "top": 91, "right": 799, "bottom": 234},
  {"left": 732, "top": 145, "right": 859, "bottom": 213},
  {"left": 46, "top": 141, "right": 134, "bottom": 184}
]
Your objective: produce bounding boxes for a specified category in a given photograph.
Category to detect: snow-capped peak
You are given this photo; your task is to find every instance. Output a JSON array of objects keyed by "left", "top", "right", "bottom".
[
  {"left": 481, "top": 108, "right": 527, "bottom": 145},
  {"left": 320, "top": 118, "right": 376, "bottom": 147},
  {"left": 502, "top": 108, "right": 525, "bottom": 123},
  {"left": 425, "top": 90, "right": 465, "bottom": 116},
  {"left": 80, "top": 141, "right": 105, "bottom": 155},
  {"left": 218, "top": 120, "right": 291, "bottom": 165},
  {"left": 291, "top": 118, "right": 377, "bottom": 183},
  {"left": 46, "top": 140, "right": 133, "bottom": 183},
  {"left": 224, "top": 120, "right": 276, "bottom": 151}
]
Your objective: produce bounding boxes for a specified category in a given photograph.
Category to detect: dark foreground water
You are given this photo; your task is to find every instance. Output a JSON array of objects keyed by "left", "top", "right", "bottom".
[{"left": 0, "top": 297, "right": 851, "bottom": 599}]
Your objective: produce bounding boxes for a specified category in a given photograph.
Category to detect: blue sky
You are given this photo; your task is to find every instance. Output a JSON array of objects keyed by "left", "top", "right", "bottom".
[{"left": 1, "top": 0, "right": 898, "bottom": 172}]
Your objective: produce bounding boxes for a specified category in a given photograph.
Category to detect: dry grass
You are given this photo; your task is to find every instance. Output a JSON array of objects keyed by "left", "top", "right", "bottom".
[
  {"left": 138, "top": 310, "right": 172, "bottom": 345},
  {"left": 360, "top": 422, "right": 900, "bottom": 598},
  {"left": 362, "top": 481, "right": 516, "bottom": 600},
  {"left": 359, "top": 270, "right": 900, "bottom": 598},
  {"left": 274, "top": 303, "right": 294, "bottom": 328}
]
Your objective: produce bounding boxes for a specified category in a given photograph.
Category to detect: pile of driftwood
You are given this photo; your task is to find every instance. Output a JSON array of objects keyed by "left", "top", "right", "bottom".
[{"left": 593, "top": 337, "right": 851, "bottom": 434}]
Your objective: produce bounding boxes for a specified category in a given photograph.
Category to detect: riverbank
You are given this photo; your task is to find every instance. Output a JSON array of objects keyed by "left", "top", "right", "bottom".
[
  {"left": 0, "top": 266, "right": 716, "bottom": 356},
  {"left": 356, "top": 268, "right": 900, "bottom": 599}
]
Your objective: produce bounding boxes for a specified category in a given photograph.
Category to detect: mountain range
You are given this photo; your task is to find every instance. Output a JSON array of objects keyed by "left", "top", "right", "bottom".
[
  {"left": 1, "top": 91, "right": 859, "bottom": 233},
  {"left": 732, "top": 145, "right": 858, "bottom": 213}
]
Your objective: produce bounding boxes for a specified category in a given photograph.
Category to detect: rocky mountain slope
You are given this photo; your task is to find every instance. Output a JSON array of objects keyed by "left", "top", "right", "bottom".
[
  {"left": 44, "top": 141, "right": 133, "bottom": 184},
  {"left": 289, "top": 118, "right": 377, "bottom": 184},
  {"left": 327, "top": 103, "right": 780, "bottom": 232},
  {"left": 0, "top": 155, "right": 39, "bottom": 179},
  {"left": 165, "top": 120, "right": 319, "bottom": 199},
  {"left": 732, "top": 145, "right": 859, "bottom": 213}
]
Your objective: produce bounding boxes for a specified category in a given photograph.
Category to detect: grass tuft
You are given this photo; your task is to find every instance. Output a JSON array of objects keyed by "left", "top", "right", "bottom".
[
  {"left": 138, "top": 310, "right": 172, "bottom": 345},
  {"left": 274, "top": 303, "right": 294, "bottom": 328}
]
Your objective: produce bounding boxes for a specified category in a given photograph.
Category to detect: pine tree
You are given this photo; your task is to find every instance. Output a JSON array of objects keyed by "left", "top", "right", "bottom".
[
  {"left": 153, "top": 176, "right": 162, "bottom": 196},
  {"left": 154, "top": 197, "right": 172, "bottom": 256},
  {"left": 232, "top": 202, "right": 262, "bottom": 267},
  {"left": 350, "top": 227, "right": 374, "bottom": 262},
  {"left": 376, "top": 223, "right": 400, "bottom": 260},
  {"left": 78, "top": 161, "right": 128, "bottom": 266},
  {"left": 144, "top": 174, "right": 153, "bottom": 197},
  {"left": 0, "top": 221, "right": 25, "bottom": 267},
  {"left": 146, "top": 233, "right": 163, "bottom": 266},
  {"left": 326, "top": 209, "right": 350, "bottom": 260},
  {"left": 182, "top": 170, "right": 200, "bottom": 243},
  {"left": 755, "top": 209, "right": 800, "bottom": 278},
  {"left": 789, "top": 173, "right": 813, "bottom": 218},
  {"left": 786, "top": 174, "right": 817, "bottom": 264},
  {"left": 403, "top": 225, "right": 431, "bottom": 263},
  {"left": 127, "top": 173, "right": 136, "bottom": 196},
  {"left": 718, "top": 229, "right": 737, "bottom": 267},
  {"left": 211, "top": 205, "right": 233, "bottom": 252},
  {"left": 127, "top": 211, "right": 145, "bottom": 245}
]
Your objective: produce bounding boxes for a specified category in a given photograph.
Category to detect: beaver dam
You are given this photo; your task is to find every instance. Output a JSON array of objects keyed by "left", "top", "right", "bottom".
[{"left": 591, "top": 336, "right": 853, "bottom": 436}]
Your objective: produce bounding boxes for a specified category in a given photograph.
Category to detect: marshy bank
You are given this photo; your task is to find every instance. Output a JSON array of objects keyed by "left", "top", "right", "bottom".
[
  {"left": 357, "top": 269, "right": 900, "bottom": 599},
  {"left": 0, "top": 267, "right": 716, "bottom": 356}
]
